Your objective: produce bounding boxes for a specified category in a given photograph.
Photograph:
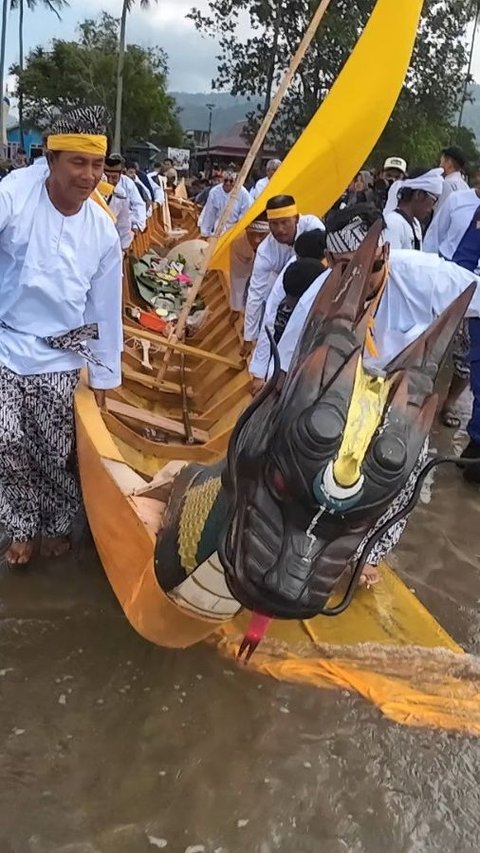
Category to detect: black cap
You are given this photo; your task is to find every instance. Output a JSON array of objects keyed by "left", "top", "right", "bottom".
[
  {"left": 442, "top": 146, "right": 466, "bottom": 170},
  {"left": 105, "top": 153, "right": 124, "bottom": 168}
]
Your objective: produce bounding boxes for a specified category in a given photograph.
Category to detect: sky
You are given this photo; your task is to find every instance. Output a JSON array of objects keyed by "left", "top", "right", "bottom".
[
  {"left": 4, "top": 0, "right": 220, "bottom": 93},
  {"left": 4, "top": 0, "right": 480, "bottom": 96}
]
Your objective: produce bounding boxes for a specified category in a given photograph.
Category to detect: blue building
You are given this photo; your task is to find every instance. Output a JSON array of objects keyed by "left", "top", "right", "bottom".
[{"left": 7, "top": 117, "right": 42, "bottom": 160}]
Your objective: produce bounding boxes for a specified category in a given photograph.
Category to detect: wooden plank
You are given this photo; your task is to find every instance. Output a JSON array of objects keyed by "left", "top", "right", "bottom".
[
  {"left": 102, "top": 412, "right": 219, "bottom": 463},
  {"left": 129, "top": 496, "right": 166, "bottom": 536},
  {"left": 122, "top": 324, "right": 242, "bottom": 370},
  {"left": 134, "top": 460, "right": 188, "bottom": 500},
  {"left": 105, "top": 398, "right": 209, "bottom": 444},
  {"left": 101, "top": 459, "right": 148, "bottom": 494},
  {"left": 122, "top": 364, "right": 192, "bottom": 397}
]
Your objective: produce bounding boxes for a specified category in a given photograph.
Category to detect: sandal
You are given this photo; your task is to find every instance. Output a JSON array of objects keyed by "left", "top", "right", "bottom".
[{"left": 440, "top": 407, "right": 461, "bottom": 429}]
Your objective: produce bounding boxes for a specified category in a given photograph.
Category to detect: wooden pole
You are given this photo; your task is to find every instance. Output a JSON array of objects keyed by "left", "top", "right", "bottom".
[{"left": 155, "top": 0, "right": 333, "bottom": 383}]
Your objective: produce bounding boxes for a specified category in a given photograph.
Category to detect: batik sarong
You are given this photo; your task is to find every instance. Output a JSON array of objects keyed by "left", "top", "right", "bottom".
[{"left": 0, "top": 366, "right": 81, "bottom": 542}]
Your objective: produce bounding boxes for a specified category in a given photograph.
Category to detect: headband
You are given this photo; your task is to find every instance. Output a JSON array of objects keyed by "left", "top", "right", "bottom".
[
  {"left": 326, "top": 216, "right": 384, "bottom": 254},
  {"left": 247, "top": 220, "right": 270, "bottom": 233},
  {"left": 267, "top": 204, "right": 298, "bottom": 220},
  {"left": 47, "top": 134, "right": 108, "bottom": 156}
]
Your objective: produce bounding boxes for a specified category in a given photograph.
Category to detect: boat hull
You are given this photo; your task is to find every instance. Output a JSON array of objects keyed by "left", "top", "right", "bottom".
[{"left": 75, "top": 381, "right": 224, "bottom": 648}]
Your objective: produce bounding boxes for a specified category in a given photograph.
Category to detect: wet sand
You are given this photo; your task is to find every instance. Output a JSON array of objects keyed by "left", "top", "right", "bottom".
[{"left": 1, "top": 416, "right": 480, "bottom": 852}]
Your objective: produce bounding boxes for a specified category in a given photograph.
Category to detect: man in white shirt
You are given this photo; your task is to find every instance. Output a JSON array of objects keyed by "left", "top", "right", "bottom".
[
  {"left": 229, "top": 217, "right": 270, "bottom": 318},
  {"left": 383, "top": 168, "right": 443, "bottom": 250},
  {"left": 424, "top": 184, "right": 480, "bottom": 429},
  {"left": 103, "top": 155, "right": 133, "bottom": 250},
  {"left": 117, "top": 166, "right": 146, "bottom": 232},
  {"left": 0, "top": 106, "right": 123, "bottom": 567},
  {"left": 250, "top": 158, "right": 282, "bottom": 201},
  {"left": 147, "top": 160, "right": 167, "bottom": 205},
  {"left": 249, "top": 228, "right": 326, "bottom": 387},
  {"left": 272, "top": 204, "right": 480, "bottom": 585},
  {"left": 199, "top": 171, "right": 252, "bottom": 237},
  {"left": 242, "top": 194, "right": 324, "bottom": 355},
  {"left": 433, "top": 145, "right": 469, "bottom": 216},
  {"left": 423, "top": 186, "right": 480, "bottom": 466}
]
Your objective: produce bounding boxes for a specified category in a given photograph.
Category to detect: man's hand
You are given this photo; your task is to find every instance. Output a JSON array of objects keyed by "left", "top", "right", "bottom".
[
  {"left": 92, "top": 389, "right": 106, "bottom": 409},
  {"left": 250, "top": 377, "right": 265, "bottom": 397},
  {"left": 240, "top": 340, "right": 254, "bottom": 358}
]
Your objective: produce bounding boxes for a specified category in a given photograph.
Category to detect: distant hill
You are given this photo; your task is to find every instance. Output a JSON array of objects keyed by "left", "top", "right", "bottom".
[
  {"left": 461, "top": 83, "right": 480, "bottom": 142},
  {"left": 171, "top": 92, "right": 258, "bottom": 135}
]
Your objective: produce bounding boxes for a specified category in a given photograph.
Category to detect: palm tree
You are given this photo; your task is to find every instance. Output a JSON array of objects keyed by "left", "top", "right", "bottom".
[
  {"left": 113, "top": 0, "right": 158, "bottom": 153},
  {"left": 10, "top": 0, "right": 67, "bottom": 149},
  {"left": 0, "top": 0, "right": 9, "bottom": 157}
]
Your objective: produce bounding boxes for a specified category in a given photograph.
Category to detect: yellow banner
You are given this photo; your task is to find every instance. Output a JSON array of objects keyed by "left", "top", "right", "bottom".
[{"left": 211, "top": 0, "right": 424, "bottom": 269}]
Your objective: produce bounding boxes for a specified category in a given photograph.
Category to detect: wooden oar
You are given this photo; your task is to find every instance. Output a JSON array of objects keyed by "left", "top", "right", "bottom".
[{"left": 155, "top": 0, "right": 333, "bottom": 384}]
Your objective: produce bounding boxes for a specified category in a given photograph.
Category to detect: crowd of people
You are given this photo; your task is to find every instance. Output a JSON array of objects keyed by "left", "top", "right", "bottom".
[{"left": 0, "top": 102, "right": 479, "bottom": 591}]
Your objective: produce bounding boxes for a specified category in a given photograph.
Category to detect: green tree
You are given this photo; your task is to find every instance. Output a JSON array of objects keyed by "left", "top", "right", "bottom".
[
  {"left": 114, "top": 0, "right": 159, "bottom": 152},
  {"left": 10, "top": 0, "right": 68, "bottom": 149},
  {"left": 13, "top": 12, "right": 183, "bottom": 149},
  {"left": 189, "top": 0, "right": 477, "bottom": 163}
]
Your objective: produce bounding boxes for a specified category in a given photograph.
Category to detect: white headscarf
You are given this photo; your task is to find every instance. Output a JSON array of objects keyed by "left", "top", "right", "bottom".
[{"left": 384, "top": 168, "right": 444, "bottom": 213}]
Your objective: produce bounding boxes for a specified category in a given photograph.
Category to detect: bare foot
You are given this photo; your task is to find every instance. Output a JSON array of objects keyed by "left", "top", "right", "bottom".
[
  {"left": 41, "top": 536, "right": 71, "bottom": 558},
  {"left": 6, "top": 540, "right": 34, "bottom": 566},
  {"left": 358, "top": 563, "right": 381, "bottom": 590}
]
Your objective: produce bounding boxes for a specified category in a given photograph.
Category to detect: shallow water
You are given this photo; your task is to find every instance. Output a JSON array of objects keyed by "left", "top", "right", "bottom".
[{"left": 1, "top": 414, "right": 480, "bottom": 852}]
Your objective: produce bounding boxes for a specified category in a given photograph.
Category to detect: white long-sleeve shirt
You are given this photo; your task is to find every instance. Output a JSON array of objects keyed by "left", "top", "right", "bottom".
[
  {"left": 118, "top": 174, "right": 146, "bottom": 231},
  {"left": 273, "top": 250, "right": 480, "bottom": 376},
  {"left": 0, "top": 167, "right": 123, "bottom": 389},
  {"left": 244, "top": 214, "right": 324, "bottom": 342},
  {"left": 432, "top": 170, "right": 469, "bottom": 217},
  {"left": 423, "top": 188, "right": 479, "bottom": 260},
  {"left": 109, "top": 188, "right": 133, "bottom": 251},
  {"left": 147, "top": 171, "right": 166, "bottom": 205},
  {"left": 199, "top": 184, "right": 252, "bottom": 237},
  {"left": 250, "top": 176, "right": 269, "bottom": 200},
  {"left": 249, "top": 262, "right": 290, "bottom": 379},
  {"left": 384, "top": 210, "right": 423, "bottom": 250}
]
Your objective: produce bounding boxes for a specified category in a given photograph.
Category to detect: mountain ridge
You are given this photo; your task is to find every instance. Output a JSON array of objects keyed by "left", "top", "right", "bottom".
[{"left": 171, "top": 91, "right": 254, "bottom": 135}]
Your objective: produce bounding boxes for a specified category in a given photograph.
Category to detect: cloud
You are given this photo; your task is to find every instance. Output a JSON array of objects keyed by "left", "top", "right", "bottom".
[{"left": 8, "top": 0, "right": 221, "bottom": 92}]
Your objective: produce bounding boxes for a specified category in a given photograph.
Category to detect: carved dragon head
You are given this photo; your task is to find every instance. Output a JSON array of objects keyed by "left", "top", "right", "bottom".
[{"left": 219, "top": 221, "right": 475, "bottom": 621}]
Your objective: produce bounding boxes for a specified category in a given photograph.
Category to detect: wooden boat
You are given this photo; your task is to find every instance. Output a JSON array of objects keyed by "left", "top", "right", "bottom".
[
  {"left": 75, "top": 213, "right": 480, "bottom": 735},
  {"left": 76, "top": 1, "right": 480, "bottom": 732}
]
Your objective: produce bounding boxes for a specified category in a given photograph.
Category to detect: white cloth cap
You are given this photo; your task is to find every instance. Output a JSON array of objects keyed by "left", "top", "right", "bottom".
[{"left": 384, "top": 168, "right": 444, "bottom": 213}]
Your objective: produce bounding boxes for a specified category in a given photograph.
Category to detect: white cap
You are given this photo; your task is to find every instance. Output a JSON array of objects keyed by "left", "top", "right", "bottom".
[{"left": 383, "top": 156, "right": 407, "bottom": 173}]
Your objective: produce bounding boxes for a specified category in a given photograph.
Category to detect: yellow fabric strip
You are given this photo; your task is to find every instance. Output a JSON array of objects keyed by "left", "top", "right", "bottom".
[
  {"left": 211, "top": 0, "right": 423, "bottom": 269},
  {"left": 212, "top": 564, "right": 480, "bottom": 735},
  {"left": 97, "top": 180, "right": 115, "bottom": 198},
  {"left": 47, "top": 133, "right": 108, "bottom": 155},
  {"left": 267, "top": 205, "right": 298, "bottom": 220},
  {"left": 90, "top": 187, "right": 116, "bottom": 222}
]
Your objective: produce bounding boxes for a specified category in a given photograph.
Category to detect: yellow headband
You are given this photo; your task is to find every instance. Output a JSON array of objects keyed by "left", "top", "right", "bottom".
[
  {"left": 267, "top": 204, "right": 298, "bottom": 220},
  {"left": 47, "top": 134, "right": 108, "bottom": 156}
]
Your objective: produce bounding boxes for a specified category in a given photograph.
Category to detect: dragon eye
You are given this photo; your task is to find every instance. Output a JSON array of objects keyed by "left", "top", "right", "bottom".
[
  {"left": 372, "top": 434, "right": 406, "bottom": 472},
  {"left": 304, "top": 406, "right": 343, "bottom": 443},
  {"left": 268, "top": 465, "right": 288, "bottom": 497}
]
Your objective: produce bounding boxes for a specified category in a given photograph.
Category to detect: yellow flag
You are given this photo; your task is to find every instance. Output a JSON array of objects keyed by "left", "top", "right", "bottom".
[{"left": 211, "top": 0, "right": 424, "bottom": 269}]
